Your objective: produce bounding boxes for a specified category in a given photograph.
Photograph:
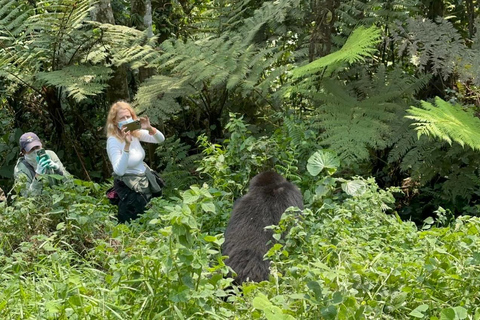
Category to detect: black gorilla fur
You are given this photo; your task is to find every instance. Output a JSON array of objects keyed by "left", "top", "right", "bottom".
[{"left": 222, "top": 171, "right": 303, "bottom": 285}]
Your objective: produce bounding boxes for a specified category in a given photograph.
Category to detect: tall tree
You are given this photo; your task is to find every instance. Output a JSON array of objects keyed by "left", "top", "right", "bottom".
[
  {"left": 308, "top": 0, "right": 340, "bottom": 61},
  {"left": 131, "top": 0, "right": 155, "bottom": 84},
  {"left": 91, "top": 0, "right": 130, "bottom": 104}
]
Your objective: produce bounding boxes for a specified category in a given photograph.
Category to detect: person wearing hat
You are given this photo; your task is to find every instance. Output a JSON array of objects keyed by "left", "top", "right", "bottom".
[{"left": 13, "top": 132, "right": 70, "bottom": 196}]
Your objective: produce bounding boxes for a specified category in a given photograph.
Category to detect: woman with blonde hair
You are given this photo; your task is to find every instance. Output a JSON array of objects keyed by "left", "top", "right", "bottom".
[{"left": 106, "top": 100, "right": 165, "bottom": 223}]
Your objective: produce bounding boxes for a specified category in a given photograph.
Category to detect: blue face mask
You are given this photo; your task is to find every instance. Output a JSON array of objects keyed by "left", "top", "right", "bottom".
[{"left": 118, "top": 117, "right": 134, "bottom": 130}]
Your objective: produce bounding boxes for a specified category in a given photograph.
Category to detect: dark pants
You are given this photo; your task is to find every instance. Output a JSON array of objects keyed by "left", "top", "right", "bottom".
[{"left": 114, "top": 179, "right": 149, "bottom": 223}]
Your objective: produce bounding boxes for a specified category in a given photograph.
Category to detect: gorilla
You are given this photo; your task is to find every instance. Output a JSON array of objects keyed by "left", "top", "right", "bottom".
[{"left": 222, "top": 171, "right": 303, "bottom": 285}]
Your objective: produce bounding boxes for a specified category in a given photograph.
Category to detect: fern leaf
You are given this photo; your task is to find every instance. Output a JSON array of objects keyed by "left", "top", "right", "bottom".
[
  {"left": 292, "top": 25, "right": 382, "bottom": 78},
  {"left": 134, "top": 75, "right": 197, "bottom": 118},
  {"left": 406, "top": 97, "right": 480, "bottom": 150},
  {"left": 308, "top": 67, "right": 429, "bottom": 164},
  {"left": 442, "top": 167, "right": 480, "bottom": 201},
  {"left": 36, "top": 66, "right": 113, "bottom": 101}
]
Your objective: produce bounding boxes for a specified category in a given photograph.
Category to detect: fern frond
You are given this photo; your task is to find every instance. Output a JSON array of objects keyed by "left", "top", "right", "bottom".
[
  {"left": 134, "top": 75, "right": 197, "bottom": 118},
  {"left": 136, "top": 34, "right": 278, "bottom": 118},
  {"left": 135, "top": 0, "right": 306, "bottom": 118},
  {"left": 391, "top": 17, "right": 465, "bottom": 80},
  {"left": 36, "top": 66, "right": 112, "bottom": 101},
  {"left": 0, "top": 0, "right": 93, "bottom": 76},
  {"left": 283, "top": 117, "right": 307, "bottom": 147},
  {"left": 292, "top": 25, "right": 382, "bottom": 78},
  {"left": 0, "top": 0, "right": 33, "bottom": 72},
  {"left": 395, "top": 137, "right": 480, "bottom": 201},
  {"left": 0, "top": 0, "right": 161, "bottom": 100},
  {"left": 306, "top": 67, "right": 430, "bottom": 164},
  {"left": 406, "top": 97, "right": 480, "bottom": 150},
  {"left": 237, "top": 0, "right": 302, "bottom": 44},
  {"left": 0, "top": 0, "right": 30, "bottom": 38},
  {"left": 442, "top": 167, "right": 480, "bottom": 201},
  {"left": 337, "top": 0, "right": 419, "bottom": 36},
  {"left": 92, "top": 23, "right": 160, "bottom": 68},
  {"left": 387, "top": 121, "right": 418, "bottom": 164},
  {"left": 314, "top": 80, "right": 391, "bottom": 163}
]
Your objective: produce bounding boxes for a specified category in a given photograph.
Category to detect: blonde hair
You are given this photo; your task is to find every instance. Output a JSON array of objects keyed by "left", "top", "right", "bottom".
[{"left": 106, "top": 101, "right": 141, "bottom": 141}]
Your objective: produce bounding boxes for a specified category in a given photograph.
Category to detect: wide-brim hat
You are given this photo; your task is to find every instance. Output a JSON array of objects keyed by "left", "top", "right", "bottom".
[{"left": 19, "top": 132, "right": 42, "bottom": 152}]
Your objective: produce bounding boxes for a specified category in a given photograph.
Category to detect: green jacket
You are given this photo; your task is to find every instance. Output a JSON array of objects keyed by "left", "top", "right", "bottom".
[{"left": 13, "top": 150, "right": 70, "bottom": 196}]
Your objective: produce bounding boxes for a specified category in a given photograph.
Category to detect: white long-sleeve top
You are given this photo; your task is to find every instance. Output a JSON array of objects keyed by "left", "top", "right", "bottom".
[{"left": 107, "top": 129, "right": 165, "bottom": 176}]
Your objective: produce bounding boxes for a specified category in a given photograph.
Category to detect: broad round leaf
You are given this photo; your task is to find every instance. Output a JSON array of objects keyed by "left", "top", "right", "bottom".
[
  {"left": 201, "top": 202, "right": 216, "bottom": 213},
  {"left": 453, "top": 307, "right": 468, "bottom": 320},
  {"left": 307, "top": 150, "right": 340, "bottom": 177},
  {"left": 341, "top": 180, "right": 367, "bottom": 196},
  {"left": 440, "top": 308, "right": 456, "bottom": 320},
  {"left": 315, "top": 184, "right": 329, "bottom": 197}
]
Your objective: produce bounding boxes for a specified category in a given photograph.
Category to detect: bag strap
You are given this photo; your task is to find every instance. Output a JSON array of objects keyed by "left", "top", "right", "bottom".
[{"left": 21, "top": 159, "right": 36, "bottom": 180}]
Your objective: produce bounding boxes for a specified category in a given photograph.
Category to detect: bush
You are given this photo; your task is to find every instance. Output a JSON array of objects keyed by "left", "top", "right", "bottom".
[
  {"left": 2, "top": 130, "right": 480, "bottom": 318},
  {"left": 0, "top": 178, "right": 115, "bottom": 257}
]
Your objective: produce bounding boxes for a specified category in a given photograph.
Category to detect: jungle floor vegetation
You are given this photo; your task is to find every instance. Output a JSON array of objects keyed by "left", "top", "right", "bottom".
[{"left": 1, "top": 117, "right": 480, "bottom": 319}]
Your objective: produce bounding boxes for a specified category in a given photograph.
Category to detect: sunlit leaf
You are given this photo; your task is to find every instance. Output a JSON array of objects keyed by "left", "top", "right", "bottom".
[{"left": 307, "top": 150, "right": 340, "bottom": 176}]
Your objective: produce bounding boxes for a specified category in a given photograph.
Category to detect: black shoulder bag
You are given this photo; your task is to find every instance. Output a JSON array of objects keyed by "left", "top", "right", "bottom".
[{"left": 106, "top": 184, "right": 120, "bottom": 205}]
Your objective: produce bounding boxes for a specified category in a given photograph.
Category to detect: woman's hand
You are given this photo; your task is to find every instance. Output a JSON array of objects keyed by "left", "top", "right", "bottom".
[
  {"left": 140, "top": 116, "right": 152, "bottom": 131},
  {"left": 140, "top": 116, "right": 157, "bottom": 135},
  {"left": 121, "top": 126, "right": 133, "bottom": 150}
]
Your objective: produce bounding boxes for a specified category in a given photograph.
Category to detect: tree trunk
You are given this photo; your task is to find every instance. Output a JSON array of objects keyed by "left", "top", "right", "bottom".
[
  {"left": 131, "top": 0, "right": 155, "bottom": 84},
  {"left": 144, "top": 0, "right": 153, "bottom": 38},
  {"left": 106, "top": 67, "right": 130, "bottom": 104},
  {"left": 131, "top": 0, "right": 156, "bottom": 163},
  {"left": 423, "top": 0, "right": 445, "bottom": 20},
  {"left": 91, "top": 0, "right": 130, "bottom": 104},
  {"left": 308, "top": 0, "right": 339, "bottom": 61},
  {"left": 43, "top": 87, "right": 66, "bottom": 146},
  {"left": 152, "top": 0, "right": 173, "bottom": 44},
  {"left": 90, "top": 0, "right": 114, "bottom": 23},
  {"left": 465, "top": 0, "right": 475, "bottom": 39}
]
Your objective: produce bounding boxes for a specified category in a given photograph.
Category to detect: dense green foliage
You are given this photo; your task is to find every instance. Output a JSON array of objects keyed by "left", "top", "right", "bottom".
[
  {"left": 2, "top": 127, "right": 480, "bottom": 318},
  {"left": 407, "top": 97, "right": 480, "bottom": 151},
  {"left": 2, "top": 0, "right": 480, "bottom": 318},
  {"left": 0, "top": 118, "right": 479, "bottom": 318}
]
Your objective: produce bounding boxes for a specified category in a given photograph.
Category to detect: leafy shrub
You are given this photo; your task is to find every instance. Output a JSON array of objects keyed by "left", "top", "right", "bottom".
[
  {"left": 82, "top": 184, "right": 236, "bottom": 319},
  {"left": 2, "top": 142, "right": 480, "bottom": 318},
  {"left": 0, "top": 178, "right": 115, "bottom": 257},
  {"left": 197, "top": 113, "right": 318, "bottom": 198},
  {"left": 154, "top": 135, "right": 203, "bottom": 196},
  {"left": 262, "top": 178, "right": 480, "bottom": 319}
]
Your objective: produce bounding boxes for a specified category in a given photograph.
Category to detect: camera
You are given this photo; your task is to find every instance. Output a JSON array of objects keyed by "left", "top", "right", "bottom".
[
  {"left": 122, "top": 120, "right": 141, "bottom": 132},
  {"left": 36, "top": 148, "right": 50, "bottom": 162}
]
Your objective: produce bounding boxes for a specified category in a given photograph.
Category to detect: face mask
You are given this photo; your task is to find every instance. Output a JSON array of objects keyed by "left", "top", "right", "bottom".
[
  {"left": 118, "top": 117, "right": 134, "bottom": 130},
  {"left": 24, "top": 151, "right": 38, "bottom": 167}
]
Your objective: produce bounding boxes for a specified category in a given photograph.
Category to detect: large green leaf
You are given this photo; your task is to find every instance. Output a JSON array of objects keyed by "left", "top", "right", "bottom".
[
  {"left": 307, "top": 150, "right": 340, "bottom": 176},
  {"left": 341, "top": 180, "right": 367, "bottom": 196},
  {"left": 409, "top": 304, "right": 429, "bottom": 318}
]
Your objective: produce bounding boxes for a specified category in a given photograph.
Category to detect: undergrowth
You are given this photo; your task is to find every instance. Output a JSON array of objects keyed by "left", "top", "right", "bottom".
[{"left": 1, "top": 116, "right": 479, "bottom": 319}]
